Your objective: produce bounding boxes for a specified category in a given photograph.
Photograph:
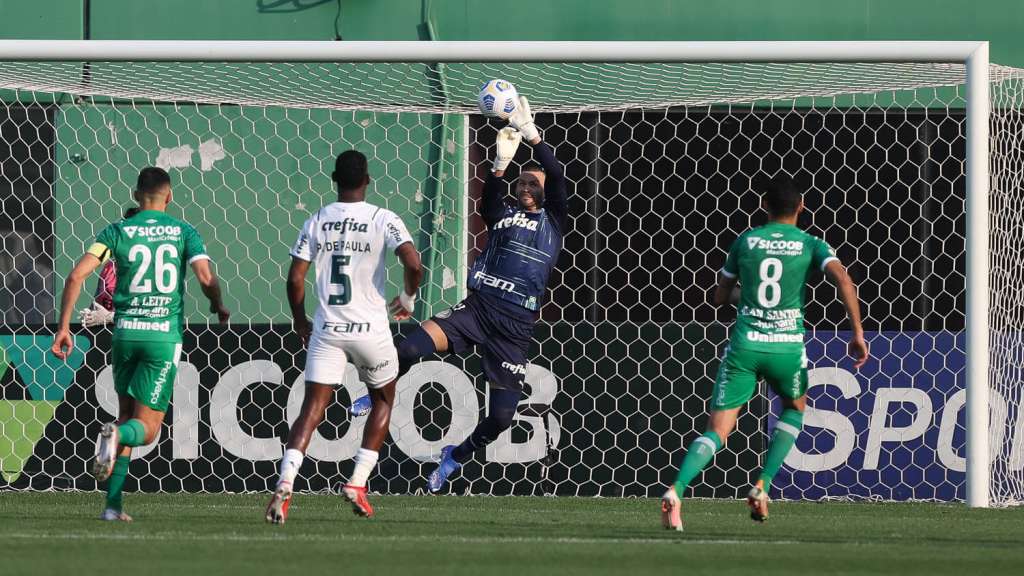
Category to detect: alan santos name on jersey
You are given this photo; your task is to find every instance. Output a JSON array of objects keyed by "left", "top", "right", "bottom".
[{"left": 290, "top": 201, "right": 412, "bottom": 339}]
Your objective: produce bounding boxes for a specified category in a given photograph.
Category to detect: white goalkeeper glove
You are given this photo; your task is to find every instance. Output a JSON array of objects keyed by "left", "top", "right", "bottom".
[
  {"left": 492, "top": 126, "right": 522, "bottom": 173},
  {"left": 507, "top": 95, "right": 539, "bottom": 143},
  {"left": 79, "top": 303, "right": 114, "bottom": 327}
]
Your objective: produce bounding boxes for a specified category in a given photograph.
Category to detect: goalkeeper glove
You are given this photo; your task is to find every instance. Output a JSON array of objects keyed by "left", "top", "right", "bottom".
[
  {"left": 79, "top": 302, "right": 114, "bottom": 327},
  {"left": 508, "top": 95, "right": 539, "bottom": 143},
  {"left": 492, "top": 126, "right": 523, "bottom": 173}
]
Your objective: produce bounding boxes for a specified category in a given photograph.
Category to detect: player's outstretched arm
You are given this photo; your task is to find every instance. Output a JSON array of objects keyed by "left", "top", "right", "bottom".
[
  {"left": 824, "top": 260, "right": 869, "bottom": 369},
  {"left": 191, "top": 259, "right": 230, "bottom": 323},
  {"left": 52, "top": 253, "right": 102, "bottom": 359},
  {"left": 482, "top": 128, "right": 522, "bottom": 225},
  {"left": 388, "top": 242, "right": 424, "bottom": 321},
  {"left": 512, "top": 96, "right": 568, "bottom": 228},
  {"left": 286, "top": 257, "right": 312, "bottom": 345}
]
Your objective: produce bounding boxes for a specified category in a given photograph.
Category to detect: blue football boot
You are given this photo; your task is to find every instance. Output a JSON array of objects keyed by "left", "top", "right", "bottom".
[{"left": 428, "top": 445, "right": 461, "bottom": 493}]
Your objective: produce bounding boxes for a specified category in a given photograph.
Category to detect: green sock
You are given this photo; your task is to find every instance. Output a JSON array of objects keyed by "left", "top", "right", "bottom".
[
  {"left": 117, "top": 419, "right": 146, "bottom": 447},
  {"left": 104, "top": 456, "right": 130, "bottom": 512},
  {"left": 672, "top": 431, "right": 723, "bottom": 495},
  {"left": 758, "top": 409, "right": 804, "bottom": 491}
]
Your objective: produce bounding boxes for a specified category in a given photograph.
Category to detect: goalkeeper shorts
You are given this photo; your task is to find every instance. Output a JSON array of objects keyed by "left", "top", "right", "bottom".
[{"left": 710, "top": 345, "right": 808, "bottom": 410}]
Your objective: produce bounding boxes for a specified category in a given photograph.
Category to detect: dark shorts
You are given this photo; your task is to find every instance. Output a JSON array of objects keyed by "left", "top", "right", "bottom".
[{"left": 431, "top": 292, "right": 535, "bottom": 392}]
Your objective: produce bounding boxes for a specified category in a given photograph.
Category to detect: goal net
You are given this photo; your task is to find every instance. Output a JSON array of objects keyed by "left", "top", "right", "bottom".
[{"left": 0, "top": 45, "right": 1021, "bottom": 505}]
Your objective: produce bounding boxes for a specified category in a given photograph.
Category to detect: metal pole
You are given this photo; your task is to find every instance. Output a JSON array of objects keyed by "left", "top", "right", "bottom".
[
  {"left": 0, "top": 40, "right": 984, "bottom": 63},
  {"left": 965, "top": 41, "right": 991, "bottom": 508}
]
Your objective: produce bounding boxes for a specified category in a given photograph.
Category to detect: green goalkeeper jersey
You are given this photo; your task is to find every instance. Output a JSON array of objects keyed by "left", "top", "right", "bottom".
[
  {"left": 88, "top": 210, "right": 209, "bottom": 343},
  {"left": 722, "top": 222, "right": 838, "bottom": 354}
]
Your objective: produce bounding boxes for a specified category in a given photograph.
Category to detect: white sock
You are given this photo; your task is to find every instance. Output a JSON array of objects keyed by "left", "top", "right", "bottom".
[
  {"left": 278, "top": 448, "right": 304, "bottom": 487},
  {"left": 348, "top": 448, "right": 379, "bottom": 488}
]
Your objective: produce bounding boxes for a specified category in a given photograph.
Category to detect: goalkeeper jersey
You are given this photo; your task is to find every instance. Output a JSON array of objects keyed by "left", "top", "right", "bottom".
[
  {"left": 722, "top": 222, "right": 838, "bottom": 354},
  {"left": 290, "top": 201, "right": 413, "bottom": 340},
  {"left": 88, "top": 210, "right": 209, "bottom": 343}
]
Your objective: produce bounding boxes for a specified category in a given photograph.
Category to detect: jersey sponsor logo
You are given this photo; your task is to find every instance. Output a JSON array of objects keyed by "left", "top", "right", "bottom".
[
  {"left": 434, "top": 302, "right": 466, "bottom": 319},
  {"left": 493, "top": 212, "right": 539, "bottom": 232},
  {"left": 116, "top": 318, "right": 172, "bottom": 332},
  {"left": 746, "top": 331, "right": 804, "bottom": 343},
  {"left": 151, "top": 359, "right": 174, "bottom": 404},
  {"left": 124, "top": 225, "right": 182, "bottom": 239},
  {"left": 386, "top": 222, "right": 404, "bottom": 246},
  {"left": 501, "top": 361, "right": 527, "bottom": 376},
  {"left": 321, "top": 218, "right": 368, "bottom": 234},
  {"left": 746, "top": 236, "right": 804, "bottom": 252},
  {"left": 295, "top": 232, "right": 310, "bottom": 253},
  {"left": 473, "top": 270, "right": 516, "bottom": 292},
  {"left": 321, "top": 320, "right": 371, "bottom": 334}
]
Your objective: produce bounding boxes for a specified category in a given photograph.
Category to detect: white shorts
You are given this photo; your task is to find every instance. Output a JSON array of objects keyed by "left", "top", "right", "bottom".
[{"left": 304, "top": 331, "right": 399, "bottom": 389}]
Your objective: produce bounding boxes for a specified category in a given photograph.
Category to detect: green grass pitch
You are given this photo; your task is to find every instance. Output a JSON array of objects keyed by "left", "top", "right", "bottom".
[{"left": 1, "top": 492, "right": 1022, "bottom": 575}]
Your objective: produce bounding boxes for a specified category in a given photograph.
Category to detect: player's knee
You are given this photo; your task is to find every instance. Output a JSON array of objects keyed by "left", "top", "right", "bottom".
[{"left": 397, "top": 328, "right": 436, "bottom": 374}]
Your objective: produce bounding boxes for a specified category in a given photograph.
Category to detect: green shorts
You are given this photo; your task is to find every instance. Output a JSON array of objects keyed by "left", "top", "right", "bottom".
[
  {"left": 711, "top": 346, "right": 808, "bottom": 410},
  {"left": 111, "top": 339, "right": 182, "bottom": 412}
]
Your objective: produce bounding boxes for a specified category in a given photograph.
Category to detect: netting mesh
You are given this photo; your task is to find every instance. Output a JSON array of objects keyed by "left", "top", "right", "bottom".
[{"left": 1, "top": 58, "right": 1022, "bottom": 504}]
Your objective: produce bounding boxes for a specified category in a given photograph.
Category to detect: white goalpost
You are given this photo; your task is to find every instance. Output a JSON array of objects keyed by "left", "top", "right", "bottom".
[{"left": 0, "top": 40, "right": 1013, "bottom": 507}]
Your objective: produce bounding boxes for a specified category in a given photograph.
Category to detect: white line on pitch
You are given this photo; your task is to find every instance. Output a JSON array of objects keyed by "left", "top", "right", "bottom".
[{"left": 2, "top": 531, "right": 802, "bottom": 546}]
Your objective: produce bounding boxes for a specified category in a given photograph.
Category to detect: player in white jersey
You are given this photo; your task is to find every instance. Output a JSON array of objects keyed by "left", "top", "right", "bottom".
[{"left": 266, "top": 150, "right": 423, "bottom": 523}]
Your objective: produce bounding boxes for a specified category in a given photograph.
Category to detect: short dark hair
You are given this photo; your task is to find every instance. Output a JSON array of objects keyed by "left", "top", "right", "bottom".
[
  {"left": 123, "top": 206, "right": 141, "bottom": 219},
  {"left": 136, "top": 167, "right": 171, "bottom": 196},
  {"left": 333, "top": 150, "right": 369, "bottom": 190},
  {"left": 521, "top": 162, "right": 545, "bottom": 174},
  {"left": 762, "top": 174, "right": 803, "bottom": 217}
]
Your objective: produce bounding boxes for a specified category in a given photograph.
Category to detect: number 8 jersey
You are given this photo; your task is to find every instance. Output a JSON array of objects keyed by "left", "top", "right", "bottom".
[
  {"left": 88, "top": 210, "right": 210, "bottom": 343},
  {"left": 290, "top": 201, "right": 413, "bottom": 340},
  {"left": 721, "top": 222, "right": 838, "bottom": 354}
]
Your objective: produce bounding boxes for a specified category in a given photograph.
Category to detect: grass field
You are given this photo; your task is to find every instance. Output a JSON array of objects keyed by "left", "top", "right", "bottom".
[{"left": 1, "top": 492, "right": 1023, "bottom": 575}]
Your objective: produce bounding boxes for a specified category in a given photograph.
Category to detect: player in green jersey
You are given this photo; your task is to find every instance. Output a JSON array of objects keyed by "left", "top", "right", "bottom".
[
  {"left": 51, "top": 167, "right": 230, "bottom": 521},
  {"left": 661, "top": 175, "right": 869, "bottom": 531}
]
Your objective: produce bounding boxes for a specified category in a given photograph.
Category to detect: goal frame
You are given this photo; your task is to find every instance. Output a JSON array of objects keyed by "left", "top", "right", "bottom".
[{"left": 0, "top": 39, "right": 992, "bottom": 507}]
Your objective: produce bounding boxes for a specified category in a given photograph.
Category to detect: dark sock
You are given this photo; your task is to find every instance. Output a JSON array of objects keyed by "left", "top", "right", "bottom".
[{"left": 451, "top": 388, "right": 521, "bottom": 463}]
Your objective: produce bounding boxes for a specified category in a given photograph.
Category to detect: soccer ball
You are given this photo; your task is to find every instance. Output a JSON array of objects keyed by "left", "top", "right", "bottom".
[{"left": 478, "top": 79, "right": 519, "bottom": 120}]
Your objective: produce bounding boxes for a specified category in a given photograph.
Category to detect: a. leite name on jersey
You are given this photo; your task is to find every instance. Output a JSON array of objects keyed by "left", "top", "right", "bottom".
[
  {"left": 746, "top": 332, "right": 804, "bottom": 343},
  {"left": 494, "top": 212, "right": 539, "bottom": 231},
  {"left": 117, "top": 318, "right": 172, "bottom": 332}
]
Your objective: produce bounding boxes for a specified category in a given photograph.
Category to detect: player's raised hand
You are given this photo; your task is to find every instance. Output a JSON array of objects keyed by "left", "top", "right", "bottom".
[
  {"left": 51, "top": 328, "right": 74, "bottom": 360},
  {"left": 508, "top": 95, "right": 539, "bottom": 144},
  {"left": 493, "top": 127, "right": 522, "bottom": 173},
  {"left": 849, "top": 333, "right": 869, "bottom": 370}
]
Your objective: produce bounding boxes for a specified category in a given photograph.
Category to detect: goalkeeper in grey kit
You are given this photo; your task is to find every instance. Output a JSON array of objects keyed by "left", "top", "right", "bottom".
[{"left": 350, "top": 94, "right": 568, "bottom": 492}]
